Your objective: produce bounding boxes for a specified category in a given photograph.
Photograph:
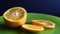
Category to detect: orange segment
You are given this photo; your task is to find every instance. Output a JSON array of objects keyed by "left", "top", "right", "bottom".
[
  {"left": 22, "top": 24, "right": 44, "bottom": 32},
  {"left": 31, "top": 20, "right": 55, "bottom": 28},
  {"left": 3, "top": 7, "right": 27, "bottom": 28}
]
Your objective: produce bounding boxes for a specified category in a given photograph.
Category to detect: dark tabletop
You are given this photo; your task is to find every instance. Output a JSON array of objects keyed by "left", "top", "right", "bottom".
[{"left": 0, "top": 0, "right": 60, "bottom": 17}]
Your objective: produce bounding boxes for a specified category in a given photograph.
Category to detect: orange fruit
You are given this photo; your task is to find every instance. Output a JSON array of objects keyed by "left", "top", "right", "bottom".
[
  {"left": 3, "top": 7, "right": 27, "bottom": 28},
  {"left": 22, "top": 24, "right": 44, "bottom": 32},
  {"left": 31, "top": 20, "right": 55, "bottom": 28}
]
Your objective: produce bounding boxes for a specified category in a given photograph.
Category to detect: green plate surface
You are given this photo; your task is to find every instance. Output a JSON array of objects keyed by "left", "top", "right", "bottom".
[{"left": 0, "top": 13, "right": 60, "bottom": 34}]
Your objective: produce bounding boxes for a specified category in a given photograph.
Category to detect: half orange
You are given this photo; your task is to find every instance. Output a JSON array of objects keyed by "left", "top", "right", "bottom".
[
  {"left": 3, "top": 7, "right": 27, "bottom": 28},
  {"left": 31, "top": 20, "right": 55, "bottom": 28}
]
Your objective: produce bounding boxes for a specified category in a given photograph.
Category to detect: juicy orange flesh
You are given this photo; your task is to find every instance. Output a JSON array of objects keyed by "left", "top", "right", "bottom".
[
  {"left": 5, "top": 8, "right": 24, "bottom": 20},
  {"left": 26, "top": 25, "right": 42, "bottom": 29},
  {"left": 38, "top": 20, "right": 52, "bottom": 25}
]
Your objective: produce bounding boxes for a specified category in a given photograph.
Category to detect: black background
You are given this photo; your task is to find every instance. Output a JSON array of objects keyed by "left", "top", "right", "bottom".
[{"left": 0, "top": 0, "right": 60, "bottom": 17}]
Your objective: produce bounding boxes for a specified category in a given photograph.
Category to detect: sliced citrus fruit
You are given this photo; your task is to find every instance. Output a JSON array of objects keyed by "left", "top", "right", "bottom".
[
  {"left": 22, "top": 24, "right": 44, "bottom": 32},
  {"left": 3, "top": 7, "right": 27, "bottom": 28},
  {"left": 31, "top": 20, "right": 55, "bottom": 28}
]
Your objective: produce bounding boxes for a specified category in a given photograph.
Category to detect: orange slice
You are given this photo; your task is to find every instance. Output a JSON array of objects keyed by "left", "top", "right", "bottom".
[
  {"left": 3, "top": 7, "right": 27, "bottom": 28},
  {"left": 22, "top": 24, "right": 44, "bottom": 32},
  {"left": 31, "top": 20, "right": 55, "bottom": 28}
]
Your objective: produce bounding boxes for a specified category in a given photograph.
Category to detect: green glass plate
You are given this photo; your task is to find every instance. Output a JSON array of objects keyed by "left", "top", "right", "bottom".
[{"left": 0, "top": 13, "right": 60, "bottom": 34}]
